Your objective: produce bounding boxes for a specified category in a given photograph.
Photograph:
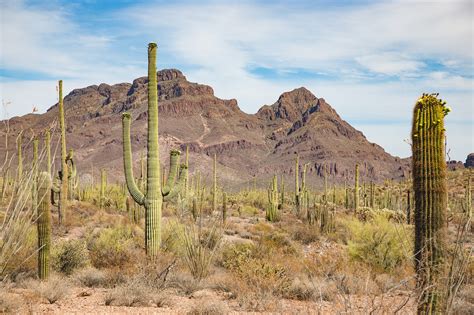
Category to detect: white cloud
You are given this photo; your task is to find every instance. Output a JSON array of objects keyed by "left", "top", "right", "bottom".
[{"left": 355, "top": 53, "right": 424, "bottom": 76}]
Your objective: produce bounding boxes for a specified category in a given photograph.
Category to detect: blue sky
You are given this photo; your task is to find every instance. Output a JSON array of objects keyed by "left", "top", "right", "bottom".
[{"left": 1, "top": 0, "right": 473, "bottom": 161}]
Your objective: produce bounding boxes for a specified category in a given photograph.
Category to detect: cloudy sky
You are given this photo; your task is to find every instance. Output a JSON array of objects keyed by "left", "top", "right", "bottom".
[{"left": 1, "top": 0, "right": 473, "bottom": 161}]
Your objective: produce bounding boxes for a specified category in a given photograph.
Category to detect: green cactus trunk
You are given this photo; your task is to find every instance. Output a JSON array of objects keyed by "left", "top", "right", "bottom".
[
  {"left": 266, "top": 175, "right": 278, "bottom": 222},
  {"left": 37, "top": 172, "right": 52, "bottom": 280},
  {"left": 412, "top": 93, "right": 449, "bottom": 314},
  {"left": 58, "top": 80, "right": 68, "bottom": 225},
  {"left": 354, "top": 164, "right": 359, "bottom": 211}
]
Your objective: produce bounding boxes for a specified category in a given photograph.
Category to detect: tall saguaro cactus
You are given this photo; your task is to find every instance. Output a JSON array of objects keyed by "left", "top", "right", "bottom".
[
  {"left": 412, "top": 93, "right": 450, "bottom": 314},
  {"left": 122, "top": 43, "right": 185, "bottom": 258},
  {"left": 58, "top": 80, "right": 68, "bottom": 224},
  {"left": 37, "top": 172, "right": 52, "bottom": 280}
]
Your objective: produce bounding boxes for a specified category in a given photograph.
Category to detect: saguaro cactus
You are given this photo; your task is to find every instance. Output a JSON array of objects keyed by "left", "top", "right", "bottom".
[
  {"left": 58, "top": 80, "right": 68, "bottom": 224},
  {"left": 267, "top": 175, "right": 278, "bottom": 222},
  {"left": 32, "top": 138, "right": 39, "bottom": 211},
  {"left": 412, "top": 93, "right": 450, "bottom": 313},
  {"left": 354, "top": 164, "right": 359, "bottom": 211},
  {"left": 122, "top": 43, "right": 185, "bottom": 258},
  {"left": 37, "top": 172, "right": 52, "bottom": 280}
]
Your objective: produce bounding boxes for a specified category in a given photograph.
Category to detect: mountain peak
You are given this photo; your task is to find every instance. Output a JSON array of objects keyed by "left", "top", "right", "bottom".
[{"left": 257, "top": 86, "right": 319, "bottom": 122}]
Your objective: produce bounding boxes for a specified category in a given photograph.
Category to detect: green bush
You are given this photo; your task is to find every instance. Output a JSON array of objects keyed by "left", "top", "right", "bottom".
[
  {"left": 52, "top": 240, "right": 89, "bottom": 275},
  {"left": 346, "top": 213, "right": 412, "bottom": 272},
  {"left": 88, "top": 225, "right": 140, "bottom": 269}
]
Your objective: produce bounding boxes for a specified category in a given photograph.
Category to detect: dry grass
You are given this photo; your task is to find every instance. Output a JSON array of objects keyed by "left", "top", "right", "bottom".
[
  {"left": 74, "top": 267, "right": 107, "bottom": 288},
  {"left": 187, "top": 300, "right": 228, "bottom": 315},
  {"left": 28, "top": 274, "right": 71, "bottom": 304}
]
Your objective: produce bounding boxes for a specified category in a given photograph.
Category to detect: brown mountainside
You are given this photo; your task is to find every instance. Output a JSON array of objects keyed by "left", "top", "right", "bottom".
[{"left": 1, "top": 69, "right": 408, "bottom": 188}]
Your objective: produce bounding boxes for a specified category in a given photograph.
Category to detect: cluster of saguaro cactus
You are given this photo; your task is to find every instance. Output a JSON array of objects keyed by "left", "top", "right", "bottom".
[
  {"left": 267, "top": 175, "right": 278, "bottom": 221},
  {"left": 411, "top": 93, "right": 450, "bottom": 313},
  {"left": 122, "top": 43, "right": 188, "bottom": 258}
]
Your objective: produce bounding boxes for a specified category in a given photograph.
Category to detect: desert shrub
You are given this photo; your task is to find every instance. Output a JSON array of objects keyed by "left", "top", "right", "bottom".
[
  {"left": 187, "top": 300, "right": 228, "bottom": 315},
  {"left": 30, "top": 274, "right": 71, "bottom": 304},
  {"left": 74, "top": 267, "right": 107, "bottom": 287},
  {"left": 282, "top": 276, "right": 316, "bottom": 301},
  {"left": 289, "top": 225, "right": 320, "bottom": 244},
  {"left": 105, "top": 281, "right": 152, "bottom": 307},
  {"left": 1, "top": 225, "right": 37, "bottom": 279},
  {"left": 346, "top": 214, "right": 412, "bottom": 272},
  {"left": 52, "top": 239, "right": 89, "bottom": 275},
  {"left": 0, "top": 288, "right": 21, "bottom": 313},
  {"left": 180, "top": 223, "right": 222, "bottom": 280},
  {"left": 88, "top": 225, "right": 140, "bottom": 269},
  {"left": 236, "top": 190, "right": 267, "bottom": 210},
  {"left": 221, "top": 242, "right": 290, "bottom": 296},
  {"left": 161, "top": 218, "right": 186, "bottom": 253},
  {"left": 255, "top": 232, "right": 298, "bottom": 257},
  {"left": 167, "top": 272, "right": 203, "bottom": 296},
  {"left": 240, "top": 205, "right": 260, "bottom": 217}
]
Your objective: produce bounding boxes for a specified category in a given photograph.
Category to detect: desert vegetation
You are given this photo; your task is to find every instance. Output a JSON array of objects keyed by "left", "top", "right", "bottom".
[{"left": 0, "top": 43, "right": 472, "bottom": 314}]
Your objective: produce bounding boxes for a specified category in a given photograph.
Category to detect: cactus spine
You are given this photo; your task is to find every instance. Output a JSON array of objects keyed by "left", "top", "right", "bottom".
[
  {"left": 412, "top": 93, "right": 449, "bottom": 313},
  {"left": 58, "top": 80, "right": 68, "bottom": 224},
  {"left": 122, "top": 43, "right": 183, "bottom": 258},
  {"left": 267, "top": 175, "right": 278, "bottom": 222},
  {"left": 37, "top": 172, "right": 52, "bottom": 280},
  {"left": 354, "top": 164, "right": 359, "bottom": 211}
]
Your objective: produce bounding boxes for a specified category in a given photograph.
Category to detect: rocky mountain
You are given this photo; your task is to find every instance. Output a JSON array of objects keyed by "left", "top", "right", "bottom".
[{"left": 0, "top": 69, "right": 409, "bottom": 188}]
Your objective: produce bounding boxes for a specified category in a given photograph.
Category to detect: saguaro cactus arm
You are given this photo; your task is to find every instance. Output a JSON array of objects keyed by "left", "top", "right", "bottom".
[
  {"left": 122, "top": 113, "right": 145, "bottom": 206},
  {"left": 163, "top": 164, "right": 188, "bottom": 201},
  {"left": 162, "top": 149, "right": 181, "bottom": 196}
]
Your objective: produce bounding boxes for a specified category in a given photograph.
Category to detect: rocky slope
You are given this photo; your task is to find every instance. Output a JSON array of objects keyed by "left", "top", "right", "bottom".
[{"left": 0, "top": 69, "right": 408, "bottom": 188}]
